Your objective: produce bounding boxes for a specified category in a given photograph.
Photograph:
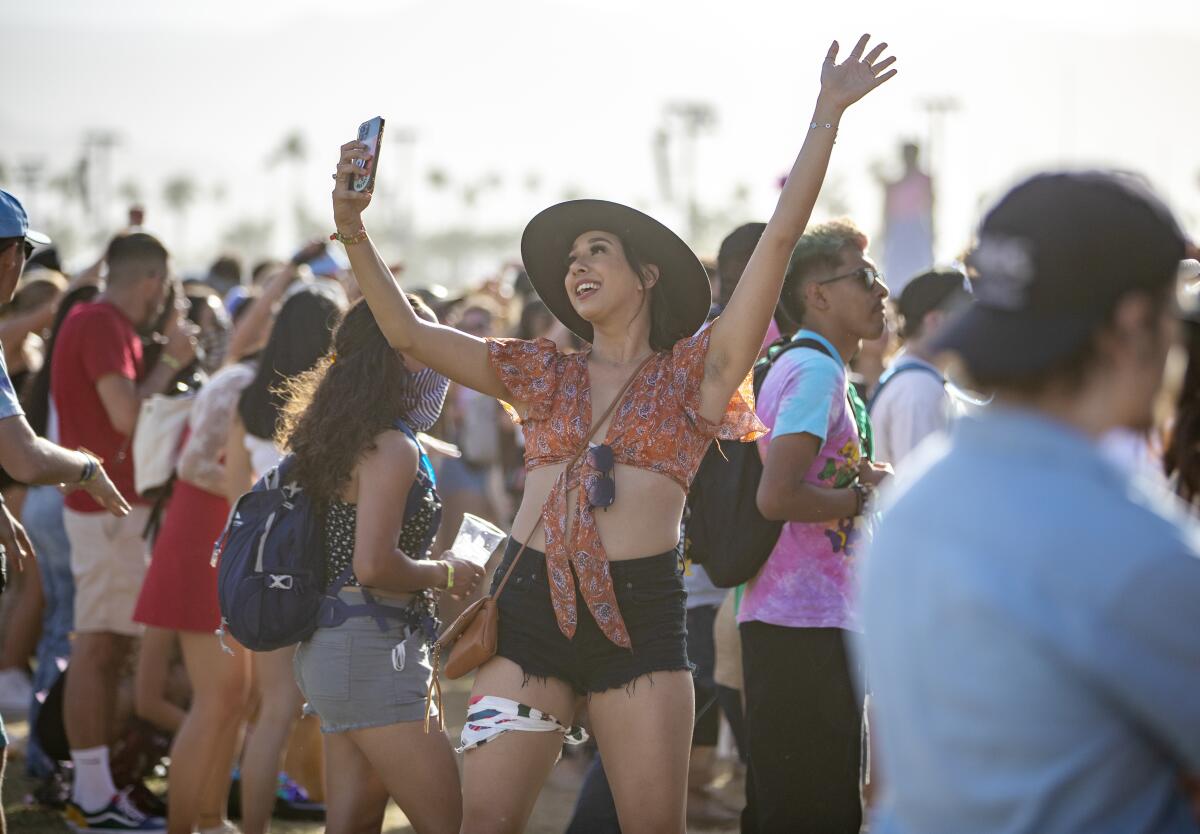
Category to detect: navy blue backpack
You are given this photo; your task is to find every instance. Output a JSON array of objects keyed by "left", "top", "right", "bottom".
[{"left": 213, "top": 454, "right": 325, "bottom": 652}]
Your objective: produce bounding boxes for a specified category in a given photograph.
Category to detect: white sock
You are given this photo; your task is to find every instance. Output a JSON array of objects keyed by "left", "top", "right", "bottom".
[{"left": 70, "top": 745, "right": 118, "bottom": 811}]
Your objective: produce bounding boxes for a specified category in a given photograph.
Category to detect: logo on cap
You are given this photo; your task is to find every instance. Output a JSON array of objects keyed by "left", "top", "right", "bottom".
[{"left": 971, "top": 234, "right": 1035, "bottom": 311}]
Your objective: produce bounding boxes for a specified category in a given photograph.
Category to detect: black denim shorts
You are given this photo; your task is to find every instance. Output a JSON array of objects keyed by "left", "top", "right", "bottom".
[{"left": 491, "top": 538, "right": 691, "bottom": 695}]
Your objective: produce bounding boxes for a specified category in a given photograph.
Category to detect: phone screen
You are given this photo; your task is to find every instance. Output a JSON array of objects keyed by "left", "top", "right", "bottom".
[{"left": 352, "top": 116, "right": 385, "bottom": 193}]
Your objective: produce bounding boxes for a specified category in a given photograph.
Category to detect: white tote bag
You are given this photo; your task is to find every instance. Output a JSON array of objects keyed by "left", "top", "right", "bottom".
[{"left": 132, "top": 393, "right": 195, "bottom": 497}]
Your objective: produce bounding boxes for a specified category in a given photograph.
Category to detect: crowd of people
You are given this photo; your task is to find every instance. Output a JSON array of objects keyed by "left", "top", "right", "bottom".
[{"left": 0, "top": 31, "right": 1198, "bottom": 834}]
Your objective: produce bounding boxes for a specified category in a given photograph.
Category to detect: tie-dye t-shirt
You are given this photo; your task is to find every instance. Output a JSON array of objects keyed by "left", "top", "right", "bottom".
[{"left": 738, "top": 330, "right": 866, "bottom": 632}]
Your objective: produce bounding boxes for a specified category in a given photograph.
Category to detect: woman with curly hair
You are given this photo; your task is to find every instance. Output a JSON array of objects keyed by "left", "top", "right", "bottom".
[
  {"left": 224, "top": 286, "right": 344, "bottom": 834},
  {"left": 278, "top": 297, "right": 485, "bottom": 834}
]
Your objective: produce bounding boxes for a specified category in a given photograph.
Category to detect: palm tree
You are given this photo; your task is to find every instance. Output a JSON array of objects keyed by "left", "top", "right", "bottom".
[
  {"left": 118, "top": 180, "right": 142, "bottom": 205},
  {"left": 163, "top": 175, "right": 197, "bottom": 254},
  {"left": 269, "top": 131, "right": 308, "bottom": 247},
  {"left": 222, "top": 217, "right": 275, "bottom": 264}
]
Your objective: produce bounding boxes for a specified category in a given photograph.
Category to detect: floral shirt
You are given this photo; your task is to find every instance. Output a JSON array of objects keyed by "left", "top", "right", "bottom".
[{"left": 487, "top": 323, "right": 764, "bottom": 648}]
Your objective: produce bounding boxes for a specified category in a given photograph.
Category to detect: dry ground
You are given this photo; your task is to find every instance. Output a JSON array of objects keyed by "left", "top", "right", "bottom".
[{"left": 2, "top": 677, "right": 743, "bottom": 833}]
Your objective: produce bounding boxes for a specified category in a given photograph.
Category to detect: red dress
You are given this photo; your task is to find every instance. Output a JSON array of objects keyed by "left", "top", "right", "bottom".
[
  {"left": 132, "top": 363, "right": 256, "bottom": 632},
  {"left": 133, "top": 477, "right": 228, "bottom": 632}
]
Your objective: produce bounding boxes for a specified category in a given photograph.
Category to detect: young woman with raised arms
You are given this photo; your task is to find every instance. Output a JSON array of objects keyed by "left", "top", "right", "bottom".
[{"left": 330, "top": 35, "right": 896, "bottom": 834}]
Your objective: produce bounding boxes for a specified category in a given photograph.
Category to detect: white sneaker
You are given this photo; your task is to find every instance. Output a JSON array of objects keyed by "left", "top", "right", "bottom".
[
  {"left": 0, "top": 667, "right": 33, "bottom": 715},
  {"left": 199, "top": 822, "right": 242, "bottom": 834}
]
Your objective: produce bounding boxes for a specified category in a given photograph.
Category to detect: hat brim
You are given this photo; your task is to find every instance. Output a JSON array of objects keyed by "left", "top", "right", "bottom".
[
  {"left": 25, "top": 229, "right": 51, "bottom": 247},
  {"left": 930, "top": 304, "right": 1098, "bottom": 380},
  {"left": 520, "top": 200, "right": 710, "bottom": 344}
]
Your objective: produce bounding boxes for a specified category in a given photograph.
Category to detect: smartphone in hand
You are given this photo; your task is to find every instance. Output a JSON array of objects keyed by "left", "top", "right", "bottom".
[{"left": 352, "top": 116, "right": 385, "bottom": 193}]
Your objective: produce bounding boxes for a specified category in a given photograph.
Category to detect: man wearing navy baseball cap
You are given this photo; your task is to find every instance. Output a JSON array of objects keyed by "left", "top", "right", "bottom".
[
  {"left": 0, "top": 194, "right": 131, "bottom": 832},
  {"left": 859, "top": 171, "right": 1200, "bottom": 833}
]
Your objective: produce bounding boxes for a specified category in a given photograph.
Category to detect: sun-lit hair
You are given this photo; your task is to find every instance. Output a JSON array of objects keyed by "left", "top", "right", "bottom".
[
  {"left": 780, "top": 219, "right": 869, "bottom": 325},
  {"left": 104, "top": 232, "right": 169, "bottom": 283},
  {"left": 276, "top": 295, "right": 437, "bottom": 512}
]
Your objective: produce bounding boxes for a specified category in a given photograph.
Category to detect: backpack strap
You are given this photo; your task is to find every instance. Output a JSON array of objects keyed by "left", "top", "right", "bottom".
[
  {"left": 317, "top": 420, "right": 440, "bottom": 634},
  {"left": 752, "top": 337, "right": 835, "bottom": 397},
  {"left": 757, "top": 335, "right": 876, "bottom": 461},
  {"left": 867, "top": 361, "right": 947, "bottom": 414},
  {"left": 847, "top": 384, "right": 875, "bottom": 463},
  {"left": 392, "top": 418, "right": 436, "bottom": 481}
]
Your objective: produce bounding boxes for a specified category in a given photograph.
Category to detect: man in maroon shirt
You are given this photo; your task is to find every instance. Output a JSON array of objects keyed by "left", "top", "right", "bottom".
[{"left": 51, "top": 232, "right": 195, "bottom": 830}]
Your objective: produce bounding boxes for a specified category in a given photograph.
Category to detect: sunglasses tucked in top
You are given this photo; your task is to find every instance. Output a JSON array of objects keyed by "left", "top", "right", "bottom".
[{"left": 586, "top": 443, "right": 615, "bottom": 509}]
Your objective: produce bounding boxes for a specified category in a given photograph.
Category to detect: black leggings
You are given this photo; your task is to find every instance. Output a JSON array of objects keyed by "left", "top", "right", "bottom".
[{"left": 740, "top": 622, "right": 864, "bottom": 833}]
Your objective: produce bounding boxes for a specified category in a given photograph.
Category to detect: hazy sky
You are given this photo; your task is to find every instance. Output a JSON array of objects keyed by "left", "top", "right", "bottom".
[{"left": 2, "top": 0, "right": 1198, "bottom": 275}]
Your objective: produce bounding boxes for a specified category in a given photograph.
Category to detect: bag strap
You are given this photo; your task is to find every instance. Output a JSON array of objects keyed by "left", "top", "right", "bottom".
[
  {"left": 764, "top": 336, "right": 876, "bottom": 461},
  {"left": 752, "top": 337, "right": 830, "bottom": 398},
  {"left": 487, "top": 351, "right": 657, "bottom": 603},
  {"left": 867, "top": 361, "right": 946, "bottom": 414}
]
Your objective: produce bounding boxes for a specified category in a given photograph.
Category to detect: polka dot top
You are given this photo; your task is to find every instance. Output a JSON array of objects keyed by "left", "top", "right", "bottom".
[{"left": 321, "top": 421, "right": 443, "bottom": 590}]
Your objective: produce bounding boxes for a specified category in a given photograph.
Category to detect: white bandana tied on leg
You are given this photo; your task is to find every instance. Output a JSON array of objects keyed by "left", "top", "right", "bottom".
[{"left": 458, "top": 695, "right": 589, "bottom": 754}]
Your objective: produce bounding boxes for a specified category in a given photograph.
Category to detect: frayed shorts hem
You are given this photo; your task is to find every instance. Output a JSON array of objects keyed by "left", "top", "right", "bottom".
[
  {"left": 496, "top": 651, "right": 693, "bottom": 697},
  {"left": 315, "top": 705, "right": 434, "bottom": 735}
]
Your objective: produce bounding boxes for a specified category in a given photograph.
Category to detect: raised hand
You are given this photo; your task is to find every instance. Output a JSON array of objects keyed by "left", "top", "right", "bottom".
[
  {"left": 820, "top": 34, "right": 897, "bottom": 111},
  {"left": 332, "top": 140, "right": 374, "bottom": 232}
]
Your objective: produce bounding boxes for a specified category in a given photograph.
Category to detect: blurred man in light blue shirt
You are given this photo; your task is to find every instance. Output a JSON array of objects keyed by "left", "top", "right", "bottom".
[{"left": 860, "top": 171, "right": 1200, "bottom": 833}]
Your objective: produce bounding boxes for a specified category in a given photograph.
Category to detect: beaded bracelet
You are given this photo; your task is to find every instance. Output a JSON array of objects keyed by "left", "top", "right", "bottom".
[{"left": 330, "top": 227, "right": 369, "bottom": 246}]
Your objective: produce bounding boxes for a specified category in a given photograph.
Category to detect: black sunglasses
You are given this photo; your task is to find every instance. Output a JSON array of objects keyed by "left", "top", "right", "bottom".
[
  {"left": 816, "top": 265, "right": 886, "bottom": 292},
  {"left": 586, "top": 443, "right": 615, "bottom": 510}
]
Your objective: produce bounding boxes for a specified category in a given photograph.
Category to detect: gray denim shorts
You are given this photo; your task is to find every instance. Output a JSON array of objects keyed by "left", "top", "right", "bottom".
[{"left": 294, "top": 589, "right": 435, "bottom": 733}]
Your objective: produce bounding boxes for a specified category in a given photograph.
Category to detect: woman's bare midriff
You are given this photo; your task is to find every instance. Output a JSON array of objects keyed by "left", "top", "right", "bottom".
[{"left": 510, "top": 462, "right": 686, "bottom": 561}]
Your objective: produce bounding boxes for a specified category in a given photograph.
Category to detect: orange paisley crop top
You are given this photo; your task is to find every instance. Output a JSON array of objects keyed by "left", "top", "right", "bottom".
[{"left": 486, "top": 323, "right": 766, "bottom": 648}]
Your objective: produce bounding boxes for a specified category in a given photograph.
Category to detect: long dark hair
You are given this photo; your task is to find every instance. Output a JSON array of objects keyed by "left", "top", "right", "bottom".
[
  {"left": 238, "top": 288, "right": 343, "bottom": 440},
  {"left": 23, "top": 285, "right": 101, "bottom": 437},
  {"left": 276, "top": 296, "right": 436, "bottom": 511},
  {"left": 617, "top": 236, "right": 678, "bottom": 352},
  {"left": 1165, "top": 320, "right": 1200, "bottom": 502}
]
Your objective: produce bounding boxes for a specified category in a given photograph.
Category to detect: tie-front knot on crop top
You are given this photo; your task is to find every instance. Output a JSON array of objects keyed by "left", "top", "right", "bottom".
[{"left": 486, "top": 323, "right": 766, "bottom": 648}]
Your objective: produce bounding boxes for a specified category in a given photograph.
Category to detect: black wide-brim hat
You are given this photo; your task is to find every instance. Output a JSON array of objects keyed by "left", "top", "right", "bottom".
[{"left": 520, "top": 200, "right": 711, "bottom": 344}]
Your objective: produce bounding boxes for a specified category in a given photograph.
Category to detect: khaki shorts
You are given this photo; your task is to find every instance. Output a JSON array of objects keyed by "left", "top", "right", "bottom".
[
  {"left": 713, "top": 589, "right": 743, "bottom": 691},
  {"left": 64, "top": 505, "right": 152, "bottom": 637}
]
